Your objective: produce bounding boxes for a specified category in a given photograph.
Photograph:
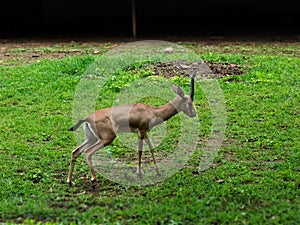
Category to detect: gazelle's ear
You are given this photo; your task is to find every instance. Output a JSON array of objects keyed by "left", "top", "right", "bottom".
[{"left": 171, "top": 84, "right": 185, "bottom": 98}]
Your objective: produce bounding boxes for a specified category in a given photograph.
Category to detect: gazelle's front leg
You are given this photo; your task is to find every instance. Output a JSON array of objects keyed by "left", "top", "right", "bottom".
[
  {"left": 145, "top": 137, "right": 161, "bottom": 176},
  {"left": 137, "top": 137, "right": 143, "bottom": 178}
]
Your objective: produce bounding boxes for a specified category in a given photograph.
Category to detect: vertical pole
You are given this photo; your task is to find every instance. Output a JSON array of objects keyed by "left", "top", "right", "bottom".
[{"left": 132, "top": 0, "right": 137, "bottom": 39}]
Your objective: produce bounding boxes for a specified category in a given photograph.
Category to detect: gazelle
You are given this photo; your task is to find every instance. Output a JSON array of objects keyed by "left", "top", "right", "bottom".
[{"left": 67, "top": 76, "right": 196, "bottom": 187}]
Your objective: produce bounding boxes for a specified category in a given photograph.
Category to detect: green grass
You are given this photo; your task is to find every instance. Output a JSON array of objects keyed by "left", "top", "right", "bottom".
[{"left": 0, "top": 43, "right": 299, "bottom": 224}]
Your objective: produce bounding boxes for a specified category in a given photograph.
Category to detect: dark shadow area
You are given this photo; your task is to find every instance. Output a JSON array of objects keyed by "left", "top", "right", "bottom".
[{"left": 1, "top": 0, "right": 299, "bottom": 39}]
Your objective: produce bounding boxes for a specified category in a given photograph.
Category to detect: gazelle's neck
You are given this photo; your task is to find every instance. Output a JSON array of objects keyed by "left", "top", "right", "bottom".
[{"left": 154, "top": 97, "right": 180, "bottom": 121}]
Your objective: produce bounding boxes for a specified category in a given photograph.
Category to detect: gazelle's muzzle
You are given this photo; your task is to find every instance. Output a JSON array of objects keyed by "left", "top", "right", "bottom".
[{"left": 189, "top": 107, "right": 197, "bottom": 118}]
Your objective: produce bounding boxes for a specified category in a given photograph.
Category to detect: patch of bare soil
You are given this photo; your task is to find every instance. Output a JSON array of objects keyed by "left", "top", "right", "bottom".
[{"left": 146, "top": 60, "right": 243, "bottom": 79}]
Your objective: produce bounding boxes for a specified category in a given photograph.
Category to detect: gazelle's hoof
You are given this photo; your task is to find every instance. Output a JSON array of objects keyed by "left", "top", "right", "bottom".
[
  {"left": 67, "top": 179, "right": 72, "bottom": 186},
  {"left": 136, "top": 168, "right": 144, "bottom": 179},
  {"left": 91, "top": 179, "right": 96, "bottom": 189}
]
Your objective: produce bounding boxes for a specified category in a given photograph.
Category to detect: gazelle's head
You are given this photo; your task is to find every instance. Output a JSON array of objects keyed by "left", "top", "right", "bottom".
[{"left": 171, "top": 75, "right": 197, "bottom": 118}]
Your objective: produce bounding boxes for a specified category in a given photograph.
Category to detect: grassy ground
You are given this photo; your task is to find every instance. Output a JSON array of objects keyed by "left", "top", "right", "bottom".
[{"left": 0, "top": 40, "right": 299, "bottom": 224}]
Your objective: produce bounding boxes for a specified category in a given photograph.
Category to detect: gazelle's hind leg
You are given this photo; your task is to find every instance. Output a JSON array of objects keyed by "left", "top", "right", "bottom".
[
  {"left": 67, "top": 139, "right": 94, "bottom": 185},
  {"left": 67, "top": 122, "right": 98, "bottom": 185},
  {"left": 84, "top": 140, "right": 105, "bottom": 187},
  {"left": 84, "top": 135, "right": 115, "bottom": 187}
]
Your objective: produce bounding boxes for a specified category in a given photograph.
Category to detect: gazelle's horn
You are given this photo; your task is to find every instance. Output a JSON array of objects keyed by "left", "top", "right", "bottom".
[{"left": 190, "top": 73, "right": 196, "bottom": 101}]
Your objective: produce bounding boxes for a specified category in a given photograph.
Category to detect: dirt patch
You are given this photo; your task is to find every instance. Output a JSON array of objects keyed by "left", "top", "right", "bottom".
[{"left": 145, "top": 60, "right": 243, "bottom": 79}]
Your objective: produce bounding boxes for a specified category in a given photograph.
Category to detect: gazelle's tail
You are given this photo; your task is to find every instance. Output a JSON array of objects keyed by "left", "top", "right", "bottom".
[{"left": 69, "top": 120, "right": 86, "bottom": 131}]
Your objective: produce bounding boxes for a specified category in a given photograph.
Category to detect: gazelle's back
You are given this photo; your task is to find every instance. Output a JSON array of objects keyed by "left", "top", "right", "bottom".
[{"left": 89, "top": 104, "right": 156, "bottom": 134}]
